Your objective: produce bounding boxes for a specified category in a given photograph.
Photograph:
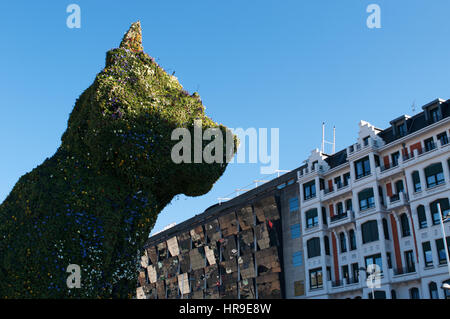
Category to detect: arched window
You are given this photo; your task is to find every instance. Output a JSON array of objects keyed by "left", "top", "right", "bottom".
[
  {"left": 349, "top": 229, "right": 357, "bottom": 250},
  {"left": 339, "top": 232, "right": 347, "bottom": 253},
  {"left": 429, "top": 282, "right": 439, "bottom": 299},
  {"left": 409, "top": 287, "right": 420, "bottom": 299},
  {"left": 395, "top": 180, "right": 404, "bottom": 194},
  {"left": 345, "top": 198, "right": 353, "bottom": 212},
  {"left": 391, "top": 289, "right": 397, "bottom": 299},
  {"left": 430, "top": 198, "right": 450, "bottom": 225},
  {"left": 424, "top": 163, "right": 444, "bottom": 188},
  {"left": 412, "top": 171, "right": 421, "bottom": 192},
  {"left": 337, "top": 202, "right": 344, "bottom": 215},
  {"left": 443, "top": 279, "right": 450, "bottom": 299},
  {"left": 400, "top": 213, "right": 411, "bottom": 237},
  {"left": 321, "top": 207, "right": 327, "bottom": 225},
  {"left": 382, "top": 218, "right": 390, "bottom": 240},
  {"left": 324, "top": 236, "right": 330, "bottom": 255},
  {"left": 417, "top": 205, "right": 427, "bottom": 229}
]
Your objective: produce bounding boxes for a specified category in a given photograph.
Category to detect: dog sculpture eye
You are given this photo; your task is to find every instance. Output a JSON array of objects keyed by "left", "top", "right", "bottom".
[{"left": 0, "top": 21, "right": 237, "bottom": 298}]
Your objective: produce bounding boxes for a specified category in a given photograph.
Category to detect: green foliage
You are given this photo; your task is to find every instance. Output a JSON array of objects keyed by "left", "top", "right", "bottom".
[{"left": 0, "top": 22, "right": 236, "bottom": 298}]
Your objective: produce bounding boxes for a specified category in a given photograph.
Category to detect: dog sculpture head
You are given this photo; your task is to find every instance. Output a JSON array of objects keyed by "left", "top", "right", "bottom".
[
  {"left": 0, "top": 22, "right": 237, "bottom": 298},
  {"left": 61, "top": 21, "right": 237, "bottom": 204}
]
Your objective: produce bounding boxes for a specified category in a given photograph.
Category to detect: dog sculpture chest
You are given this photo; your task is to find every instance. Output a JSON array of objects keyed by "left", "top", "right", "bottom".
[{"left": 0, "top": 22, "right": 235, "bottom": 298}]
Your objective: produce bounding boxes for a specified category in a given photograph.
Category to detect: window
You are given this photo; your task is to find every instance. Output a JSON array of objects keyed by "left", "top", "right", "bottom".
[
  {"left": 397, "top": 123, "right": 407, "bottom": 137},
  {"left": 321, "top": 207, "right": 327, "bottom": 225},
  {"left": 391, "top": 289, "right": 397, "bottom": 299},
  {"left": 422, "top": 242, "right": 433, "bottom": 267},
  {"left": 336, "top": 202, "right": 344, "bottom": 215},
  {"left": 429, "top": 282, "right": 439, "bottom": 299},
  {"left": 290, "top": 224, "right": 301, "bottom": 239},
  {"left": 424, "top": 137, "right": 435, "bottom": 152},
  {"left": 292, "top": 251, "right": 303, "bottom": 267},
  {"left": 437, "top": 132, "right": 449, "bottom": 146},
  {"left": 382, "top": 218, "right": 390, "bottom": 240},
  {"left": 417, "top": 205, "right": 427, "bottom": 229},
  {"left": 395, "top": 180, "right": 404, "bottom": 194},
  {"left": 365, "top": 253, "right": 383, "bottom": 274},
  {"left": 358, "top": 188, "right": 375, "bottom": 211},
  {"left": 309, "top": 268, "right": 323, "bottom": 290},
  {"left": 362, "top": 220, "right": 379, "bottom": 244},
  {"left": 355, "top": 156, "right": 371, "bottom": 179},
  {"left": 345, "top": 198, "right": 353, "bottom": 212},
  {"left": 349, "top": 229, "right": 357, "bottom": 250},
  {"left": 305, "top": 208, "right": 319, "bottom": 228},
  {"left": 307, "top": 237, "right": 321, "bottom": 258},
  {"left": 363, "top": 136, "right": 369, "bottom": 146},
  {"left": 335, "top": 176, "right": 342, "bottom": 189},
  {"left": 400, "top": 213, "right": 411, "bottom": 237},
  {"left": 289, "top": 197, "right": 299, "bottom": 212},
  {"left": 430, "top": 107, "right": 440, "bottom": 123},
  {"left": 444, "top": 280, "right": 450, "bottom": 299},
  {"left": 339, "top": 232, "right": 347, "bottom": 253},
  {"left": 324, "top": 236, "right": 330, "bottom": 255},
  {"left": 391, "top": 152, "right": 400, "bottom": 167},
  {"left": 342, "top": 265, "right": 349, "bottom": 282},
  {"left": 424, "top": 163, "right": 445, "bottom": 188},
  {"left": 436, "top": 237, "right": 450, "bottom": 264},
  {"left": 430, "top": 198, "right": 450, "bottom": 225},
  {"left": 387, "top": 252, "right": 392, "bottom": 269},
  {"left": 412, "top": 171, "right": 421, "bottom": 192},
  {"left": 351, "top": 263, "right": 359, "bottom": 283},
  {"left": 343, "top": 172, "right": 351, "bottom": 186},
  {"left": 405, "top": 250, "right": 415, "bottom": 273},
  {"left": 303, "top": 180, "right": 316, "bottom": 200},
  {"left": 409, "top": 287, "right": 420, "bottom": 299},
  {"left": 326, "top": 267, "right": 332, "bottom": 281}
]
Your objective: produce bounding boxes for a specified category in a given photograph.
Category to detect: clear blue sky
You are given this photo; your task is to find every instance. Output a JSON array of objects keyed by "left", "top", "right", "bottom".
[{"left": 1, "top": 1, "right": 449, "bottom": 235}]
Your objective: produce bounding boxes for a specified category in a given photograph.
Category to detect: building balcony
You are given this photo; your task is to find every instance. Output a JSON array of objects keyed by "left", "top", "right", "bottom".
[
  {"left": 329, "top": 210, "right": 355, "bottom": 228},
  {"left": 321, "top": 184, "right": 351, "bottom": 201},
  {"left": 387, "top": 192, "right": 408, "bottom": 210},
  {"left": 389, "top": 266, "right": 419, "bottom": 283},
  {"left": 401, "top": 139, "right": 449, "bottom": 169},
  {"left": 327, "top": 277, "right": 362, "bottom": 294}
]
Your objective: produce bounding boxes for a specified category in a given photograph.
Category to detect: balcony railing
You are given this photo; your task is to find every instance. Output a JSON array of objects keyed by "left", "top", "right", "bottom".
[
  {"left": 330, "top": 212, "right": 348, "bottom": 223},
  {"left": 389, "top": 193, "right": 400, "bottom": 203},
  {"left": 346, "top": 277, "right": 359, "bottom": 285},
  {"left": 331, "top": 280, "right": 344, "bottom": 288},
  {"left": 393, "top": 265, "right": 416, "bottom": 276}
]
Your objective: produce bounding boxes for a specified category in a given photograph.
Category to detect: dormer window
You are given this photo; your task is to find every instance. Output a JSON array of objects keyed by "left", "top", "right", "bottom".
[
  {"left": 363, "top": 136, "right": 369, "bottom": 147},
  {"left": 397, "top": 122, "right": 407, "bottom": 137},
  {"left": 430, "top": 107, "right": 440, "bottom": 123}
]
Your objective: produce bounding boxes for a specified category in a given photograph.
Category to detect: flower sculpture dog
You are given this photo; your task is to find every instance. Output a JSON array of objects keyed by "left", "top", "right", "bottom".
[{"left": 0, "top": 22, "right": 236, "bottom": 298}]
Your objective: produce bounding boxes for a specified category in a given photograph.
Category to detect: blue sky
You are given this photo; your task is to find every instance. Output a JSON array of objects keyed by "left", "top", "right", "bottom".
[{"left": 1, "top": 1, "right": 449, "bottom": 235}]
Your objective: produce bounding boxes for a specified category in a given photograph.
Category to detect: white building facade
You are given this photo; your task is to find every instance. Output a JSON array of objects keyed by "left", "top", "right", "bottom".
[{"left": 297, "top": 98, "right": 450, "bottom": 299}]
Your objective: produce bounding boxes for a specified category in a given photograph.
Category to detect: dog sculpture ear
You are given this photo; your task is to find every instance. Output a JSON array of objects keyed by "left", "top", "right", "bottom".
[{"left": 119, "top": 21, "right": 143, "bottom": 53}]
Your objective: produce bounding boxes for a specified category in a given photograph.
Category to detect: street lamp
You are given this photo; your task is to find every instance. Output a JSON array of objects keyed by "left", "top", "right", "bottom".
[{"left": 358, "top": 266, "right": 376, "bottom": 299}]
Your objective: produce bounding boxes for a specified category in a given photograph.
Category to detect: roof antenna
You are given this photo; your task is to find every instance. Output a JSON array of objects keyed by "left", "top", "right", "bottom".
[
  {"left": 322, "top": 122, "right": 336, "bottom": 154},
  {"left": 411, "top": 100, "right": 416, "bottom": 113}
]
